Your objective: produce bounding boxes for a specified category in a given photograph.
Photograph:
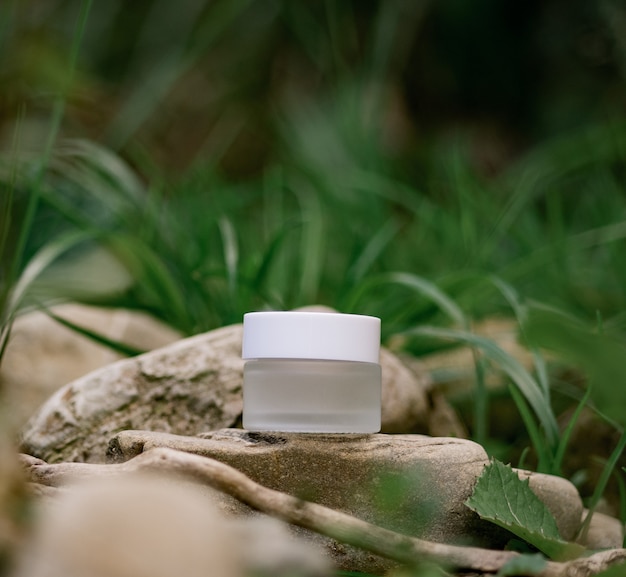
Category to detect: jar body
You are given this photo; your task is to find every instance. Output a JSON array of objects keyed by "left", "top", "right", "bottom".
[{"left": 243, "top": 359, "right": 381, "bottom": 433}]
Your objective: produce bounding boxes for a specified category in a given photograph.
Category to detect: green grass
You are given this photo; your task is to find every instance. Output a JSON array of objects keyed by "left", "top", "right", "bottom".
[{"left": 5, "top": 125, "right": 626, "bottom": 485}]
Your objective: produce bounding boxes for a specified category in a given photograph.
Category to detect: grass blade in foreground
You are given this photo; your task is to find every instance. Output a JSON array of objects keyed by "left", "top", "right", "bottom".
[
  {"left": 41, "top": 306, "right": 145, "bottom": 358},
  {"left": 344, "top": 272, "right": 466, "bottom": 327},
  {"left": 0, "top": 231, "right": 94, "bottom": 361},
  {"left": 403, "top": 326, "right": 559, "bottom": 446},
  {"left": 465, "top": 460, "right": 584, "bottom": 561}
]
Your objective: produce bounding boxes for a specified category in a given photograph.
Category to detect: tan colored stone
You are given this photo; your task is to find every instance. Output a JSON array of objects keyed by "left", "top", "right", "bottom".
[
  {"left": 20, "top": 317, "right": 432, "bottom": 463},
  {"left": 106, "top": 429, "right": 488, "bottom": 573},
  {"left": 577, "top": 510, "right": 624, "bottom": 549},
  {"left": 12, "top": 473, "right": 244, "bottom": 577},
  {"left": 107, "top": 429, "right": 584, "bottom": 572},
  {"left": 20, "top": 325, "right": 244, "bottom": 463},
  {"left": 378, "top": 346, "right": 430, "bottom": 433},
  {"left": 1, "top": 303, "right": 182, "bottom": 426}
]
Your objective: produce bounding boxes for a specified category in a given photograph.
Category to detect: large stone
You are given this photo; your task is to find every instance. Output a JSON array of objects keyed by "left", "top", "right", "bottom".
[
  {"left": 1, "top": 303, "right": 182, "bottom": 427},
  {"left": 20, "top": 320, "right": 432, "bottom": 463},
  {"left": 107, "top": 429, "right": 584, "bottom": 572},
  {"left": 577, "top": 511, "right": 624, "bottom": 549},
  {"left": 20, "top": 325, "right": 244, "bottom": 463},
  {"left": 13, "top": 473, "right": 244, "bottom": 577},
  {"left": 13, "top": 471, "right": 331, "bottom": 577}
]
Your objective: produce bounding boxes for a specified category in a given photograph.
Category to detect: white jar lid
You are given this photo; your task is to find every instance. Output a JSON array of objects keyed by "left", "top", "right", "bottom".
[{"left": 242, "top": 311, "right": 380, "bottom": 363}]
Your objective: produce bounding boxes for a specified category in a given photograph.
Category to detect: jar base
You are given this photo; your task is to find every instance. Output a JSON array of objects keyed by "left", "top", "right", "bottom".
[{"left": 243, "top": 410, "right": 380, "bottom": 433}]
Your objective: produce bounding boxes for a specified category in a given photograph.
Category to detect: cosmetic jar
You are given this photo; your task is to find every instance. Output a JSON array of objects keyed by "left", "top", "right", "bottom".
[{"left": 242, "top": 311, "right": 381, "bottom": 433}]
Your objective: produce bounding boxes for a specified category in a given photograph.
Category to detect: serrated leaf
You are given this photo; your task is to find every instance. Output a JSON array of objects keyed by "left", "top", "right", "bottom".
[
  {"left": 497, "top": 553, "right": 546, "bottom": 576},
  {"left": 465, "top": 460, "right": 585, "bottom": 561}
]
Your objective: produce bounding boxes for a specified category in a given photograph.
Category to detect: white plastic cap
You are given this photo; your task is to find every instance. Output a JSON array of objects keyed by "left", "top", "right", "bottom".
[{"left": 242, "top": 311, "right": 380, "bottom": 363}]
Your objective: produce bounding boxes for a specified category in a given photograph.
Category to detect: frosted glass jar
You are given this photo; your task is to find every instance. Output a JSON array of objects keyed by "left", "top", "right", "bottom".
[{"left": 242, "top": 311, "right": 381, "bottom": 433}]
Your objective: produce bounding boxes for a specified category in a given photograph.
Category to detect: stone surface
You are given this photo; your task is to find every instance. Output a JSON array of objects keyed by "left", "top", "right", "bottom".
[
  {"left": 107, "top": 429, "right": 584, "bottom": 572},
  {"left": 20, "top": 325, "right": 245, "bottom": 463},
  {"left": 0, "top": 436, "right": 26, "bottom": 562},
  {"left": 12, "top": 472, "right": 330, "bottom": 577},
  {"left": 378, "top": 346, "right": 430, "bottom": 433},
  {"left": 234, "top": 516, "right": 331, "bottom": 576},
  {"left": 1, "top": 303, "right": 182, "bottom": 427},
  {"left": 20, "top": 318, "right": 433, "bottom": 463},
  {"left": 577, "top": 511, "right": 624, "bottom": 549},
  {"left": 13, "top": 473, "right": 244, "bottom": 577}
]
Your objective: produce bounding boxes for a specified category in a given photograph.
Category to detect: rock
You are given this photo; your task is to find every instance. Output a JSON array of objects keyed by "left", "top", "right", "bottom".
[
  {"left": 234, "top": 516, "right": 331, "bottom": 577},
  {"left": 0, "top": 435, "right": 28, "bottom": 565},
  {"left": 12, "top": 473, "right": 243, "bottom": 577},
  {"left": 577, "top": 510, "right": 624, "bottom": 549},
  {"left": 20, "top": 317, "right": 432, "bottom": 463},
  {"left": 378, "top": 346, "right": 430, "bottom": 433},
  {"left": 1, "top": 303, "right": 182, "bottom": 427},
  {"left": 13, "top": 471, "right": 331, "bottom": 577},
  {"left": 20, "top": 325, "right": 245, "bottom": 463},
  {"left": 107, "top": 429, "right": 584, "bottom": 572}
]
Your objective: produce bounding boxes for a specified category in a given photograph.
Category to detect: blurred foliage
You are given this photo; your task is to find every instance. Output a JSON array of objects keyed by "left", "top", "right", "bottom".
[
  {"left": 2, "top": 0, "right": 626, "bottom": 524},
  {"left": 1, "top": 0, "right": 625, "bottom": 174}
]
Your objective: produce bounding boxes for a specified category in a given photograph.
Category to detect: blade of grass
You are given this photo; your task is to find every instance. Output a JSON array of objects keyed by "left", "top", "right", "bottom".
[
  {"left": 105, "top": 235, "right": 193, "bottom": 334},
  {"left": 472, "top": 349, "right": 488, "bottom": 447},
  {"left": 252, "top": 219, "right": 300, "bottom": 293},
  {"left": 508, "top": 383, "right": 553, "bottom": 473},
  {"left": 345, "top": 272, "right": 466, "bottom": 327},
  {"left": 5, "top": 231, "right": 94, "bottom": 316},
  {"left": 10, "top": 0, "right": 93, "bottom": 282},
  {"left": 41, "top": 305, "right": 145, "bottom": 357},
  {"left": 218, "top": 216, "right": 239, "bottom": 299},
  {"left": 490, "top": 276, "right": 552, "bottom": 399},
  {"left": 294, "top": 183, "right": 325, "bottom": 305},
  {"left": 552, "top": 386, "right": 592, "bottom": 477},
  {"left": 0, "top": 108, "right": 23, "bottom": 280},
  {"left": 578, "top": 430, "right": 626, "bottom": 541},
  {"left": 2, "top": 0, "right": 93, "bottom": 364},
  {"left": 403, "top": 325, "right": 559, "bottom": 447},
  {"left": 0, "top": 230, "right": 93, "bottom": 361},
  {"left": 347, "top": 219, "right": 398, "bottom": 284}
]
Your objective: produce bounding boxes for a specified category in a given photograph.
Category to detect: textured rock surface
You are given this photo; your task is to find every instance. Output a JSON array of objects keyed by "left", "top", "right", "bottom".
[
  {"left": 1, "top": 304, "right": 182, "bottom": 427},
  {"left": 107, "top": 429, "right": 584, "bottom": 572},
  {"left": 20, "top": 325, "right": 244, "bottom": 463},
  {"left": 20, "top": 320, "right": 432, "bottom": 463}
]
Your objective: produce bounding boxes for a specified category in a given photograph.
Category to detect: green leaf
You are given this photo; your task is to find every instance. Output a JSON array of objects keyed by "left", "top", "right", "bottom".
[
  {"left": 465, "top": 460, "right": 585, "bottom": 561},
  {"left": 497, "top": 553, "right": 546, "bottom": 576}
]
